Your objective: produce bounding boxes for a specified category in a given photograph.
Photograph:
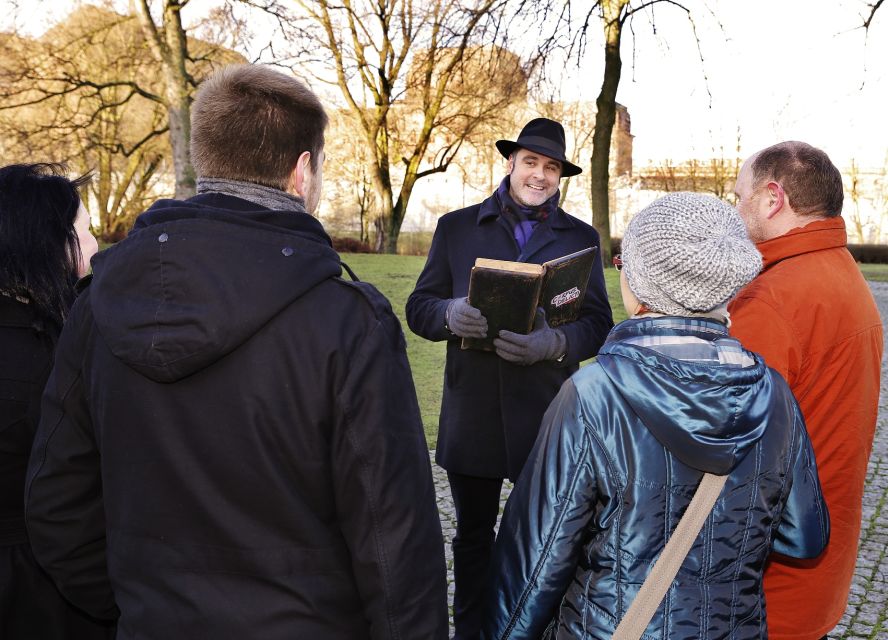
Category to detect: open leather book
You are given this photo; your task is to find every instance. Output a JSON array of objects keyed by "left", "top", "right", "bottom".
[{"left": 462, "top": 246, "right": 598, "bottom": 351}]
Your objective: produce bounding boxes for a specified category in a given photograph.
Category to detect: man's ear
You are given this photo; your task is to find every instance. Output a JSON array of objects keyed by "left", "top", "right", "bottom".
[
  {"left": 506, "top": 153, "right": 515, "bottom": 174},
  {"left": 288, "top": 151, "right": 312, "bottom": 197},
  {"left": 765, "top": 180, "right": 785, "bottom": 219}
]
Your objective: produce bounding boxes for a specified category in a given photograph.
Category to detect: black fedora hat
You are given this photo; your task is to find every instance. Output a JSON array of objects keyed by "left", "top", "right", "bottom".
[{"left": 495, "top": 117, "right": 583, "bottom": 177}]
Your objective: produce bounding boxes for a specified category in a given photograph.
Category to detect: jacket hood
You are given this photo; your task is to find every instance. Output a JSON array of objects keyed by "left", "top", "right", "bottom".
[
  {"left": 597, "top": 317, "right": 772, "bottom": 474},
  {"left": 89, "top": 194, "right": 342, "bottom": 383}
]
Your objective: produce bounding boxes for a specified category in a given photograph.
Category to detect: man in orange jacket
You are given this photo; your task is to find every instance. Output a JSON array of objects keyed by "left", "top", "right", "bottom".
[{"left": 729, "top": 141, "right": 883, "bottom": 640}]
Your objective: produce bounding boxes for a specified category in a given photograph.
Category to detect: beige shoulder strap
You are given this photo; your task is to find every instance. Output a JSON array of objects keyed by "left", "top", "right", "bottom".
[{"left": 611, "top": 472, "right": 728, "bottom": 640}]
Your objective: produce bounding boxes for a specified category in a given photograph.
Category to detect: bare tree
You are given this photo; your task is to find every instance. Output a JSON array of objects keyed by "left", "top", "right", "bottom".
[
  {"left": 320, "top": 108, "right": 378, "bottom": 242},
  {"left": 525, "top": 0, "right": 703, "bottom": 265},
  {"left": 281, "top": 0, "right": 522, "bottom": 253},
  {"left": 872, "top": 157, "right": 888, "bottom": 243},
  {"left": 0, "top": 3, "right": 245, "bottom": 236},
  {"left": 0, "top": 7, "right": 171, "bottom": 239},
  {"left": 1, "top": 1, "right": 245, "bottom": 201},
  {"left": 638, "top": 152, "right": 740, "bottom": 200},
  {"left": 863, "top": 0, "right": 884, "bottom": 30},
  {"left": 843, "top": 157, "right": 888, "bottom": 244},
  {"left": 132, "top": 0, "right": 197, "bottom": 198},
  {"left": 845, "top": 159, "right": 867, "bottom": 242}
]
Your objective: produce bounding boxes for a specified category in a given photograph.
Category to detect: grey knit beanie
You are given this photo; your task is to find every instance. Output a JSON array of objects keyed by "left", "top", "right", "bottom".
[{"left": 621, "top": 192, "right": 762, "bottom": 315}]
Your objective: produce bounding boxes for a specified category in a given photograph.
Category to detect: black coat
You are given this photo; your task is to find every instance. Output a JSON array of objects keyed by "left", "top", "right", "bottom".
[
  {"left": 0, "top": 296, "right": 52, "bottom": 548},
  {"left": 24, "top": 194, "right": 448, "bottom": 639},
  {"left": 1, "top": 297, "right": 114, "bottom": 639},
  {"left": 406, "top": 194, "right": 613, "bottom": 480}
]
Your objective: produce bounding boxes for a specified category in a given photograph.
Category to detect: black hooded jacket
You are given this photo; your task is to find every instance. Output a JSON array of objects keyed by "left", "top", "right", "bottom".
[{"left": 24, "top": 193, "right": 448, "bottom": 639}]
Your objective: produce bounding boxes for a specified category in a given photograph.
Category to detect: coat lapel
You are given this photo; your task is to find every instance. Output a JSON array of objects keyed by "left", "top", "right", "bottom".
[
  {"left": 519, "top": 208, "right": 574, "bottom": 262},
  {"left": 476, "top": 193, "right": 576, "bottom": 263},
  {"left": 518, "top": 223, "right": 556, "bottom": 262}
]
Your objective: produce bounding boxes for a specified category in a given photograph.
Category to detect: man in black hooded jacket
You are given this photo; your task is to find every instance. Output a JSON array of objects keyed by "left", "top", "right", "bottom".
[{"left": 24, "top": 64, "right": 448, "bottom": 639}]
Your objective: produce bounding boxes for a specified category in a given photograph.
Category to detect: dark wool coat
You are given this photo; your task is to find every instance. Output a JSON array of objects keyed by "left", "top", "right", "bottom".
[
  {"left": 24, "top": 194, "right": 448, "bottom": 640},
  {"left": 1, "top": 297, "right": 114, "bottom": 639},
  {"left": 0, "top": 296, "right": 52, "bottom": 549},
  {"left": 406, "top": 194, "right": 613, "bottom": 480}
]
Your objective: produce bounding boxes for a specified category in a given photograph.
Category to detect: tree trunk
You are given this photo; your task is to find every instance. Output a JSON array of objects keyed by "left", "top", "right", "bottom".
[
  {"left": 381, "top": 208, "right": 402, "bottom": 254},
  {"left": 374, "top": 190, "right": 411, "bottom": 253},
  {"left": 96, "top": 151, "right": 113, "bottom": 240},
  {"left": 297, "top": 0, "right": 512, "bottom": 255},
  {"left": 161, "top": 2, "right": 194, "bottom": 199},
  {"left": 166, "top": 99, "right": 194, "bottom": 198},
  {"left": 135, "top": 0, "right": 195, "bottom": 199},
  {"left": 384, "top": 182, "right": 413, "bottom": 254},
  {"left": 590, "top": 0, "right": 627, "bottom": 266},
  {"left": 371, "top": 177, "right": 394, "bottom": 253}
]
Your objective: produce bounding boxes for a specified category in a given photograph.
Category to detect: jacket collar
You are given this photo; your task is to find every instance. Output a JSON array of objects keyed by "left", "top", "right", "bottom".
[
  {"left": 133, "top": 193, "right": 334, "bottom": 249},
  {"left": 606, "top": 316, "right": 731, "bottom": 345},
  {"left": 756, "top": 216, "right": 847, "bottom": 271}
]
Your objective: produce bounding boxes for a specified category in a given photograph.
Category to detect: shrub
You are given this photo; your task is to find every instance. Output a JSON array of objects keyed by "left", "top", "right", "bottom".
[
  {"left": 332, "top": 236, "right": 374, "bottom": 253},
  {"left": 848, "top": 244, "right": 888, "bottom": 264},
  {"left": 396, "top": 231, "right": 434, "bottom": 256}
]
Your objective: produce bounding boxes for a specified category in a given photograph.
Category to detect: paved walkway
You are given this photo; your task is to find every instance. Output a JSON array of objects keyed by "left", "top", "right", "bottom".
[
  {"left": 832, "top": 281, "right": 888, "bottom": 639},
  {"left": 432, "top": 281, "right": 888, "bottom": 638}
]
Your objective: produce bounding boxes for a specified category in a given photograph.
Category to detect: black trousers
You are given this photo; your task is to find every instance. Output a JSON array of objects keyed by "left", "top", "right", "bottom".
[{"left": 447, "top": 471, "right": 504, "bottom": 640}]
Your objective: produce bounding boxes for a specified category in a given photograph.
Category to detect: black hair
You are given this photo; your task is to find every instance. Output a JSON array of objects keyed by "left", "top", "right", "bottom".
[{"left": 0, "top": 163, "right": 92, "bottom": 330}]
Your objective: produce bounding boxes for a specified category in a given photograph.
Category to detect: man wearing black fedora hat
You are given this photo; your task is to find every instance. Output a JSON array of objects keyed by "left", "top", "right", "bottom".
[{"left": 407, "top": 117, "right": 613, "bottom": 638}]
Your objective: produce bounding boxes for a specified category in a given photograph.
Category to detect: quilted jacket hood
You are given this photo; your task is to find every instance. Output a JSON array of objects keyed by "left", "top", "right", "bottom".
[{"left": 596, "top": 316, "right": 771, "bottom": 474}]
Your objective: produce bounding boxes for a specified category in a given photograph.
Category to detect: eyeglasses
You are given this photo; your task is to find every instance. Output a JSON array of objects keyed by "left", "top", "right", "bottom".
[{"left": 612, "top": 253, "right": 623, "bottom": 271}]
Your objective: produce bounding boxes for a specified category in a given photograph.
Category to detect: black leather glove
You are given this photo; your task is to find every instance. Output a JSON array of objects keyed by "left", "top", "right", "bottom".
[
  {"left": 445, "top": 298, "right": 488, "bottom": 338},
  {"left": 494, "top": 308, "right": 566, "bottom": 366}
]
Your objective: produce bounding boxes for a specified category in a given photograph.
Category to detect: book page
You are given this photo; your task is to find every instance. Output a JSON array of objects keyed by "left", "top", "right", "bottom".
[{"left": 474, "top": 258, "right": 544, "bottom": 275}]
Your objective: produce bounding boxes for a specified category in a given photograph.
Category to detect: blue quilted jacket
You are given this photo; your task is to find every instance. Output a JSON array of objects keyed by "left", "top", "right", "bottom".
[{"left": 482, "top": 317, "right": 829, "bottom": 640}]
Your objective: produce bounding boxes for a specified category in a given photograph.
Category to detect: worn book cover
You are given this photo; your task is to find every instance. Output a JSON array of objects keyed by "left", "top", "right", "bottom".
[
  {"left": 540, "top": 247, "right": 598, "bottom": 327},
  {"left": 462, "top": 259, "right": 544, "bottom": 352},
  {"left": 461, "top": 247, "right": 597, "bottom": 351}
]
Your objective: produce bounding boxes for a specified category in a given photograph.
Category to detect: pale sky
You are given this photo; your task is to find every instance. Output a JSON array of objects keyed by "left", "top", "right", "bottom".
[
  {"left": 5, "top": 0, "right": 887, "bottom": 169},
  {"left": 596, "top": 0, "right": 888, "bottom": 168}
]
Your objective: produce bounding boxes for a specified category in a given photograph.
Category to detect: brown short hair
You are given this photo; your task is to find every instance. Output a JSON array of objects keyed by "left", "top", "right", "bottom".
[
  {"left": 191, "top": 64, "right": 328, "bottom": 189},
  {"left": 750, "top": 141, "right": 843, "bottom": 217}
]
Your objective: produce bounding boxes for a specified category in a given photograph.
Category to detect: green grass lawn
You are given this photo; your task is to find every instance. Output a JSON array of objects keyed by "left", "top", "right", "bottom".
[
  {"left": 859, "top": 263, "right": 888, "bottom": 282},
  {"left": 342, "top": 253, "right": 627, "bottom": 446},
  {"left": 345, "top": 253, "right": 886, "bottom": 447},
  {"left": 342, "top": 254, "right": 445, "bottom": 445}
]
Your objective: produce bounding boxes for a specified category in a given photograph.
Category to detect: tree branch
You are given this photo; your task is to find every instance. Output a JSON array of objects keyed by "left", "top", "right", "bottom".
[{"left": 864, "top": 0, "right": 884, "bottom": 30}]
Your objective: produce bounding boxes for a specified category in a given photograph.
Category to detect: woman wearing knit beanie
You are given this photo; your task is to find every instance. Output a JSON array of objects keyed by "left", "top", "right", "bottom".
[{"left": 483, "top": 192, "right": 829, "bottom": 639}]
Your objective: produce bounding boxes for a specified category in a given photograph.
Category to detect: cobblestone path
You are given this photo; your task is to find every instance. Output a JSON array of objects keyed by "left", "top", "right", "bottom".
[
  {"left": 832, "top": 282, "right": 888, "bottom": 639},
  {"left": 432, "top": 281, "right": 888, "bottom": 638}
]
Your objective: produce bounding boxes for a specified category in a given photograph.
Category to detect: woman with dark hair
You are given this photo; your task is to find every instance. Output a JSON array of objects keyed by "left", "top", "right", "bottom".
[{"left": 0, "top": 163, "right": 110, "bottom": 639}]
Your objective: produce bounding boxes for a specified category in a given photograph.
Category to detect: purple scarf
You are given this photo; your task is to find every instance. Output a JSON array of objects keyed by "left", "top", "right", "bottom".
[{"left": 495, "top": 175, "right": 560, "bottom": 251}]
